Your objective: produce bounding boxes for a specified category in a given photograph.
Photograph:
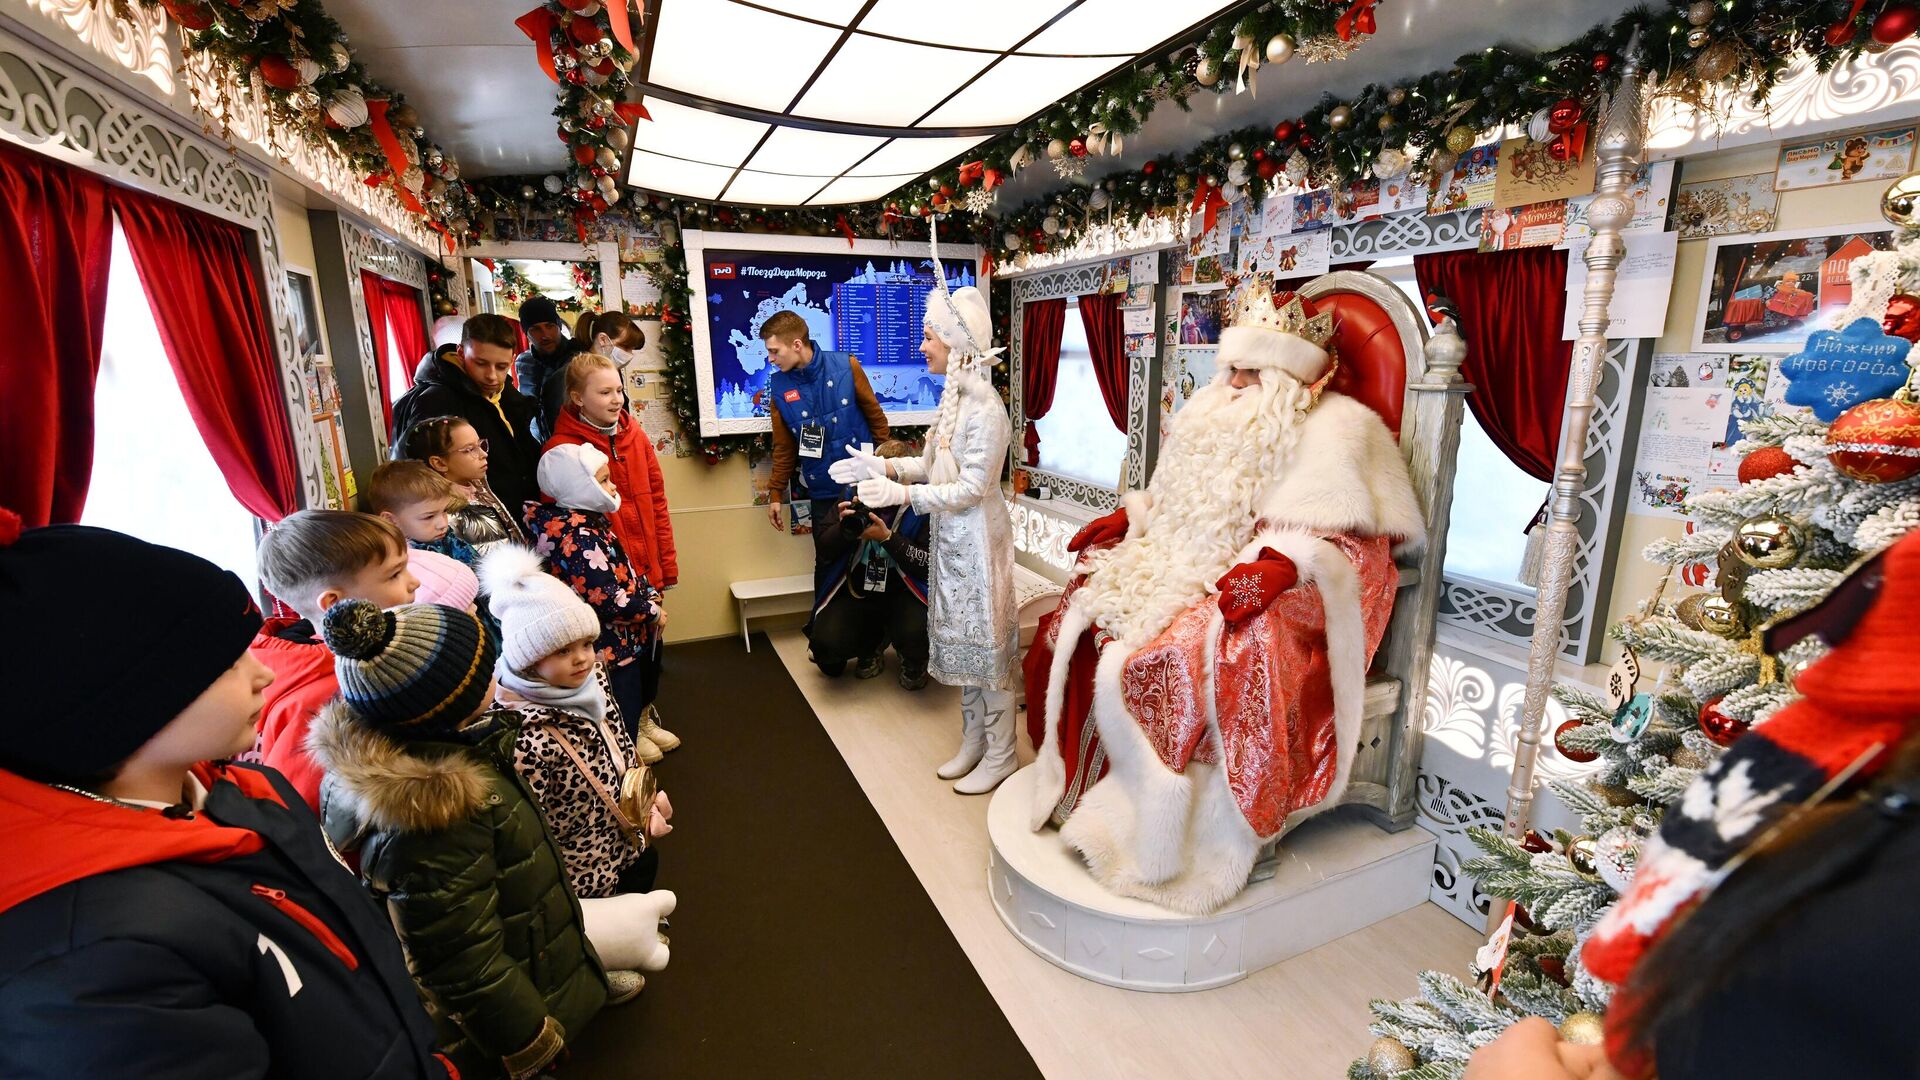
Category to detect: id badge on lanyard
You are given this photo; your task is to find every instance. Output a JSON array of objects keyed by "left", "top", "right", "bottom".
[
  {"left": 799, "top": 422, "right": 826, "bottom": 459},
  {"left": 862, "top": 557, "right": 889, "bottom": 593}
]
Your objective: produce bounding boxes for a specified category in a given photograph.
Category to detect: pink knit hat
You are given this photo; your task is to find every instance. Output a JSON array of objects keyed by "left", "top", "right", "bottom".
[{"left": 408, "top": 548, "right": 479, "bottom": 610}]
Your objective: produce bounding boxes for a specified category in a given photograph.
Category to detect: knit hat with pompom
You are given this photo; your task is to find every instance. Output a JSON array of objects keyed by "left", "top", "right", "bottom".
[
  {"left": 322, "top": 598, "right": 496, "bottom": 739},
  {"left": 480, "top": 544, "right": 601, "bottom": 675}
]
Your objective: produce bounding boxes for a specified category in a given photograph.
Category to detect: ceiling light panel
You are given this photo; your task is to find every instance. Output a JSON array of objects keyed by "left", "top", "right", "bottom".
[
  {"left": 770, "top": 0, "right": 871, "bottom": 20},
  {"left": 919, "top": 54, "right": 1119, "bottom": 128},
  {"left": 721, "top": 169, "right": 840, "bottom": 205},
  {"left": 857, "top": 0, "right": 1066, "bottom": 51},
  {"left": 648, "top": 1, "right": 841, "bottom": 113},
  {"left": 847, "top": 134, "right": 990, "bottom": 177},
  {"left": 744, "top": 126, "right": 887, "bottom": 177},
  {"left": 628, "top": 99, "right": 769, "bottom": 168},
  {"left": 626, "top": 150, "right": 738, "bottom": 201},
  {"left": 1021, "top": 0, "right": 1237, "bottom": 55},
  {"left": 792, "top": 34, "right": 995, "bottom": 126},
  {"left": 810, "top": 173, "right": 922, "bottom": 204}
]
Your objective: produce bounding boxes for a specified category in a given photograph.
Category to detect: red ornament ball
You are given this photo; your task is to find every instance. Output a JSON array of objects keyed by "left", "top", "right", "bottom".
[
  {"left": 1699, "top": 695, "right": 1751, "bottom": 747},
  {"left": 1737, "top": 446, "right": 1802, "bottom": 484},
  {"left": 1521, "top": 829, "right": 1553, "bottom": 854},
  {"left": 1554, "top": 718, "right": 1599, "bottom": 763},
  {"left": 1537, "top": 954, "right": 1569, "bottom": 985},
  {"left": 939, "top": 184, "right": 954, "bottom": 198},
  {"left": 589, "top": 165, "right": 606, "bottom": 177},
  {"left": 1827, "top": 18, "right": 1858, "bottom": 46},
  {"left": 1592, "top": 52, "right": 1614, "bottom": 74},
  {"left": 590, "top": 194, "right": 608, "bottom": 212},
  {"left": 159, "top": 0, "right": 216, "bottom": 31},
  {"left": 1069, "top": 137, "right": 1088, "bottom": 158},
  {"left": 257, "top": 54, "right": 300, "bottom": 91},
  {"left": 1548, "top": 134, "right": 1575, "bottom": 162},
  {"left": 1252, "top": 148, "right": 1265, "bottom": 161},
  {"left": 1828, "top": 397, "right": 1920, "bottom": 483},
  {"left": 1297, "top": 131, "right": 1315, "bottom": 149},
  {"left": 1273, "top": 120, "right": 1297, "bottom": 142},
  {"left": 1143, "top": 160, "right": 1157, "bottom": 174},
  {"left": 572, "top": 143, "right": 597, "bottom": 165},
  {"left": 1547, "top": 98, "right": 1582, "bottom": 134},
  {"left": 1257, "top": 158, "right": 1280, "bottom": 180},
  {"left": 1872, "top": 3, "right": 1920, "bottom": 44},
  {"left": 569, "top": 17, "right": 604, "bottom": 45}
]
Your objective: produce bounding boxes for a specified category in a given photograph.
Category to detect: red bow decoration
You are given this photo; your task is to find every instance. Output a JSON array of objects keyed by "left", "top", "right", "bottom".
[
  {"left": 363, "top": 169, "right": 389, "bottom": 188},
  {"left": 1336, "top": 0, "right": 1378, "bottom": 41},
  {"left": 957, "top": 160, "right": 984, "bottom": 187},
  {"left": 605, "top": 0, "right": 637, "bottom": 55},
  {"left": 428, "top": 221, "right": 456, "bottom": 255},
  {"left": 1067, "top": 506, "right": 1129, "bottom": 554},
  {"left": 1190, "top": 174, "right": 1227, "bottom": 235},
  {"left": 980, "top": 249, "right": 994, "bottom": 279},
  {"left": 614, "top": 100, "right": 651, "bottom": 125},
  {"left": 365, "top": 100, "right": 425, "bottom": 214},
  {"left": 1215, "top": 547, "right": 1300, "bottom": 623},
  {"left": 516, "top": 6, "right": 561, "bottom": 84},
  {"left": 1551, "top": 121, "right": 1591, "bottom": 165},
  {"left": 834, "top": 212, "right": 856, "bottom": 248}
]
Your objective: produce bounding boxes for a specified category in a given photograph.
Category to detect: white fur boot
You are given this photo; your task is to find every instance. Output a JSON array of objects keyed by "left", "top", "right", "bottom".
[
  {"left": 954, "top": 688, "right": 1017, "bottom": 795},
  {"left": 579, "top": 889, "right": 676, "bottom": 972},
  {"left": 935, "top": 687, "right": 987, "bottom": 779}
]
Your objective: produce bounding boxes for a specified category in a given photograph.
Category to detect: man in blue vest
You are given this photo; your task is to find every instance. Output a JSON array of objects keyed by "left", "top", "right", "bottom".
[{"left": 761, "top": 310, "right": 890, "bottom": 531}]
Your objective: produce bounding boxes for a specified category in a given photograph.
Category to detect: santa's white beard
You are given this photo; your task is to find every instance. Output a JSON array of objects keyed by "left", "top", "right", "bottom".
[{"left": 1077, "top": 372, "right": 1310, "bottom": 646}]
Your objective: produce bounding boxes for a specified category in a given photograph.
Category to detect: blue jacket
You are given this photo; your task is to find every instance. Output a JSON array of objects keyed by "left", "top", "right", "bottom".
[{"left": 769, "top": 349, "right": 874, "bottom": 498}]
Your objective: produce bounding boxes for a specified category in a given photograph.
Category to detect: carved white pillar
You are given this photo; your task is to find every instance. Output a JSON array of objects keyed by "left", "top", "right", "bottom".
[{"left": 1499, "top": 33, "right": 1647, "bottom": 847}]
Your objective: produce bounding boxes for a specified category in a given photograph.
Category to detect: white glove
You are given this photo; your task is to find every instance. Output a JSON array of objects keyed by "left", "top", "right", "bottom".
[
  {"left": 845, "top": 443, "right": 888, "bottom": 479},
  {"left": 826, "top": 456, "right": 866, "bottom": 484},
  {"left": 858, "top": 475, "right": 910, "bottom": 508}
]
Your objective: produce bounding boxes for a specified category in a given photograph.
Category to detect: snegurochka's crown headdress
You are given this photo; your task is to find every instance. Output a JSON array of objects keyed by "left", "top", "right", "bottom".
[{"left": 926, "top": 213, "right": 1002, "bottom": 367}]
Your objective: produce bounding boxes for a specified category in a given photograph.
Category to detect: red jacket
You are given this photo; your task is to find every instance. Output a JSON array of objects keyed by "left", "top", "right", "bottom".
[
  {"left": 249, "top": 618, "right": 339, "bottom": 811},
  {"left": 546, "top": 405, "right": 678, "bottom": 588}
]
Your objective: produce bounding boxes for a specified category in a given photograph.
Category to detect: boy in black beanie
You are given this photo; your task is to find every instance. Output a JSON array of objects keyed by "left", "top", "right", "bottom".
[{"left": 0, "top": 509, "right": 451, "bottom": 1079}]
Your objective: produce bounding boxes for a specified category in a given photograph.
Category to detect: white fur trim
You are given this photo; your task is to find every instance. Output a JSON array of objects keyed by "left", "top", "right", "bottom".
[
  {"left": 1062, "top": 761, "right": 1263, "bottom": 915},
  {"left": 1257, "top": 394, "right": 1426, "bottom": 550},
  {"left": 1218, "top": 325, "right": 1330, "bottom": 383},
  {"left": 1029, "top": 594, "right": 1088, "bottom": 831}
]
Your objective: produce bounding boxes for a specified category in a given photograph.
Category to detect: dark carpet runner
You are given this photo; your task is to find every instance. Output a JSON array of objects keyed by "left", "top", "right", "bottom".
[{"left": 565, "top": 634, "right": 1042, "bottom": 1079}]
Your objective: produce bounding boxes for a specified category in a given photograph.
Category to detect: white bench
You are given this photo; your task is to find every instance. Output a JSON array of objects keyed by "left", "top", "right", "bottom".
[{"left": 729, "top": 573, "right": 814, "bottom": 651}]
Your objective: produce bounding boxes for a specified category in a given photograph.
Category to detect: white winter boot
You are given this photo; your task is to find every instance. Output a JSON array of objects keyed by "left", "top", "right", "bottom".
[
  {"left": 636, "top": 704, "right": 680, "bottom": 752},
  {"left": 953, "top": 689, "right": 1017, "bottom": 795},
  {"left": 936, "top": 686, "right": 987, "bottom": 779}
]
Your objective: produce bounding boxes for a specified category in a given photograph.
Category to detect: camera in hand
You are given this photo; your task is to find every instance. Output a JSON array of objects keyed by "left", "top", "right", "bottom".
[{"left": 841, "top": 500, "right": 877, "bottom": 539}]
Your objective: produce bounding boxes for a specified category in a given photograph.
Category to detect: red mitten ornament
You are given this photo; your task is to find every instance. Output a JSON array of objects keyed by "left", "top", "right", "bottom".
[
  {"left": 1215, "top": 547, "right": 1299, "bottom": 623},
  {"left": 1067, "top": 506, "right": 1130, "bottom": 553}
]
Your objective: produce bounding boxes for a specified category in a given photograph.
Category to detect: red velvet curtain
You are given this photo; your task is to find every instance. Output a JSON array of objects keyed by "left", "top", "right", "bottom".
[
  {"left": 0, "top": 140, "right": 114, "bottom": 527},
  {"left": 1078, "top": 292, "right": 1128, "bottom": 432},
  {"left": 115, "top": 187, "right": 302, "bottom": 522},
  {"left": 1019, "top": 296, "right": 1066, "bottom": 465},
  {"left": 360, "top": 269, "right": 395, "bottom": 433},
  {"left": 1414, "top": 247, "right": 1573, "bottom": 482},
  {"left": 381, "top": 278, "right": 429, "bottom": 392}
]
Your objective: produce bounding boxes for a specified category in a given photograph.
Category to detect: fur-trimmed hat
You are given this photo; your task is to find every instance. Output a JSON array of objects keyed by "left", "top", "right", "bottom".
[
  {"left": 480, "top": 545, "right": 601, "bottom": 674},
  {"left": 1217, "top": 282, "right": 1335, "bottom": 385}
]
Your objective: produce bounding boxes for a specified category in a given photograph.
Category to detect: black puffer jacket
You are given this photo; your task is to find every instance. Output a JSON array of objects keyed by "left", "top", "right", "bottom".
[
  {"left": 0, "top": 762, "right": 448, "bottom": 1080},
  {"left": 391, "top": 356, "right": 544, "bottom": 518},
  {"left": 311, "top": 703, "right": 606, "bottom": 1080}
]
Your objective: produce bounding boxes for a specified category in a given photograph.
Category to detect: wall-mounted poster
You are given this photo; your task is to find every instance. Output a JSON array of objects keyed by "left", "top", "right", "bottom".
[
  {"left": 1178, "top": 290, "right": 1225, "bottom": 345},
  {"left": 1493, "top": 135, "right": 1596, "bottom": 210},
  {"left": 1293, "top": 188, "right": 1336, "bottom": 232},
  {"left": 1480, "top": 200, "right": 1568, "bottom": 252},
  {"left": 1775, "top": 125, "right": 1916, "bottom": 191},
  {"left": 1427, "top": 143, "right": 1499, "bottom": 215},
  {"left": 1691, "top": 224, "right": 1896, "bottom": 352},
  {"left": 1674, "top": 172, "right": 1778, "bottom": 240}
]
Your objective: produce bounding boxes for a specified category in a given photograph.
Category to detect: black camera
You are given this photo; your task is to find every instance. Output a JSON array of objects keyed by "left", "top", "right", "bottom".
[{"left": 841, "top": 501, "right": 876, "bottom": 539}]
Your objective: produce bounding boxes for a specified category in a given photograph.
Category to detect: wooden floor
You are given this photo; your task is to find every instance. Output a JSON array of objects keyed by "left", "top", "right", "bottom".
[{"left": 766, "top": 630, "right": 1480, "bottom": 1080}]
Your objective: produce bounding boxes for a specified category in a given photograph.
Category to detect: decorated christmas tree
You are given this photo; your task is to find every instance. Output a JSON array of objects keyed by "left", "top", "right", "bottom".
[{"left": 1347, "top": 174, "right": 1920, "bottom": 1080}]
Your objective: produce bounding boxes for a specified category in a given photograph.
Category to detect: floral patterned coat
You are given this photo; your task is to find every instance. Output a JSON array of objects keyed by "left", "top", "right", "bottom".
[{"left": 524, "top": 503, "right": 659, "bottom": 666}]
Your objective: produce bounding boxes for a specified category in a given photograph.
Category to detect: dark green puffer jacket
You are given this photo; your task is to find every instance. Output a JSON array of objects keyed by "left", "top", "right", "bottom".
[{"left": 310, "top": 702, "right": 607, "bottom": 1079}]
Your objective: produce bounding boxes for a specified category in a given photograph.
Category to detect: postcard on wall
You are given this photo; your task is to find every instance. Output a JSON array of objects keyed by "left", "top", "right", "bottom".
[
  {"left": 1691, "top": 224, "right": 1895, "bottom": 352},
  {"left": 1126, "top": 283, "right": 1155, "bottom": 306},
  {"left": 1164, "top": 309, "right": 1180, "bottom": 346},
  {"left": 1162, "top": 346, "right": 1219, "bottom": 433},
  {"left": 1341, "top": 179, "right": 1383, "bottom": 223},
  {"left": 1125, "top": 332, "right": 1155, "bottom": 358},
  {"left": 1122, "top": 305, "right": 1155, "bottom": 335},
  {"left": 1775, "top": 125, "right": 1916, "bottom": 191},
  {"left": 1191, "top": 254, "right": 1225, "bottom": 286},
  {"left": 1130, "top": 250, "right": 1160, "bottom": 284},
  {"left": 1722, "top": 355, "right": 1772, "bottom": 446},
  {"left": 1178, "top": 290, "right": 1225, "bottom": 345},
  {"left": 1480, "top": 200, "right": 1568, "bottom": 252},
  {"left": 1376, "top": 174, "right": 1430, "bottom": 215},
  {"left": 1674, "top": 172, "right": 1779, "bottom": 241},
  {"left": 1648, "top": 352, "right": 1728, "bottom": 390},
  {"left": 1565, "top": 160, "right": 1674, "bottom": 241},
  {"left": 1628, "top": 378, "right": 1734, "bottom": 520},
  {"left": 1261, "top": 193, "right": 1296, "bottom": 236},
  {"left": 1293, "top": 188, "right": 1336, "bottom": 232},
  {"left": 1494, "top": 135, "right": 1597, "bottom": 210},
  {"left": 1563, "top": 230, "right": 1679, "bottom": 340},
  {"left": 1427, "top": 143, "right": 1500, "bottom": 215}
]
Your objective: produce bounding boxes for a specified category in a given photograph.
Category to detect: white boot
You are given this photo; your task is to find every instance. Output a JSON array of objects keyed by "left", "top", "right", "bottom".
[
  {"left": 936, "top": 686, "right": 987, "bottom": 780},
  {"left": 954, "top": 689, "right": 1017, "bottom": 795},
  {"left": 636, "top": 704, "right": 680, "bottom": 752}
]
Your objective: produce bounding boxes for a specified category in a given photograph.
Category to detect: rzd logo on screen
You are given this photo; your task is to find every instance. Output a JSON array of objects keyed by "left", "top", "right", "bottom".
[{"left": 710, "top": 263, "right": 737, "bottom": 279}]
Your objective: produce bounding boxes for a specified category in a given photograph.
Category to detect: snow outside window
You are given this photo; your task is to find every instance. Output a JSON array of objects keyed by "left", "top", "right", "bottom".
[
  {"left": 83, "top": 218, "right": 261, "bottom": 594},
  {"left": 1033, "top": 296, "right": 1128, "bottom": 490}
]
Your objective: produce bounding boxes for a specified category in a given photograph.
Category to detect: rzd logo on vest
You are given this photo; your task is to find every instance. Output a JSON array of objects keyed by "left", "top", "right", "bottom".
[{"left": 710, "top": 263, "right": 737, "bottom": 280}]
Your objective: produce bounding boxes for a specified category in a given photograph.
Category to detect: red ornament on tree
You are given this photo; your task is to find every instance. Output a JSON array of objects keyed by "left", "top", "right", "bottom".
[
  {"left": 159, "top": 0, "right": 216, "bottom": 31},
  {"left": 1143, "top": 160, "right": 1157, "bottom": 174},
  {"left": 590, "top": 194, "right": 608, "bottom": 212},
  {"left": 1883, "top": 293, "right": 1920, "bottom": 341},
  {"left": 1828, "top": 397, "right": 1920, "bottom": 482},
  {"left": 569, "top": 17, "right": 604, "bottom": 45},
  {"left": 1827, "top": 18, "right": 1859, "bottom": 46},
  {"left": 1521, "top": 829, "right": 1553, "bottom": 854},
  {"left": 1252, "top": 148, "right": 1266, "bottom": 161},
  {"left": 1554, "top": 718, "right": 1599, "bottom": 763},
  {"left": 1698, "top": 695, "right": 1751, "bottom": 747},
  {"left": 1297, "top": 131, "right": 1315, "bottom": 149},
  {"left": 1592, "top": 52, "right": 1614, "bottom": 74},
  {"left": 1872, "top": 3, "right": 1920, "bottom": 44},
  {"left": 257, "top": 55, "right": 301, "bottom": 91},
  {"left": 1737, "top": 446, "right": 1802, "bottom": 484},
  {"left": 1069, "top": 137, "right": 1088, "bottom": 158},
  {"left": 572, "top": 143, "right": 597, "bottom": 165},
  {"left": 1537, "top": 954, "right": 1569, "bottom": 985},
  {"left": 1273, "top": 120, "right": 1297, "bottom": 143},
  {"left": 1548, "top": 136, "right": 1575, "bottom": 162},
  {"left": 1547, "top": 98, "right": 1582, "bottom": 135},
  {"left": 1257, "top": 158, "right": 1280, "bottom": 180}
]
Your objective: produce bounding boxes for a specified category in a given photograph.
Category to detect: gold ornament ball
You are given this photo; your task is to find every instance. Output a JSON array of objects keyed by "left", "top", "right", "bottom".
[
  {"left": 1365, "top": 1036, "right": 1417, "bottom": 1074},
  {"left": 1446, "top": 125, "right": 1476, "bottom": 154},
  {"left": 1194, "top": 56, "right": 1220, "bottom": 86},
  {"left": 1378, "top": 112, "right": 1397, "bottom": 133},
  {"left": 1265, "top": 33, "right": 1296, "bottom": 65},
  {"left": 1733, "top": 515, "right": 1804, "bottom": 570},
  {"left": 1696, "top": 40, "right": 1739, "bottom": 81},
  {"left": 1568, "top": 835, "right": 1599, "bottom": 876},
  {"left": 1674, "top": 592, "right": 1710, "bottom": 631},
  {"left": 1559, "top": 1011, "right": 1606, "bottom": 1046},
  {"left": 1883, "top": 172, "right": 1920, "bottom": 227},
  {"left": 1674, "top": 746, "right": 1709, "bottom": 770},
  {"left": 1687, "top": 0, "right": 1715, "bottom": 26},
  {"left": 1429, "top": 148, "right": 1460, "bottom": 173},
  {"left": 1698, "top": 594, "right": 1745, "bottom": 638},
  {"left": 1327, "top": 105, "right": 1354, "bottom": 130},
  {"left": 1687, "top": 28, "right": 1712, "bottom": 48},
  {"left": 1597, "top": 782, "right": 1642, "bottom": 808},
  {"left": 1386, "top": 86, "right": 1407, "bottom": 107}
]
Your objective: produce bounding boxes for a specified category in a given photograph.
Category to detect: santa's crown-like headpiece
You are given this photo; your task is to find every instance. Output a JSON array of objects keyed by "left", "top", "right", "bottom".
[{"left": 1230, "top": 278, "right": 1334, "bottom": 348}]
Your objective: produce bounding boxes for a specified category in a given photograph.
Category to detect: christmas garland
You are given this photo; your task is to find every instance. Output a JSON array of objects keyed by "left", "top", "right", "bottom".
[
  {"left": 509, "top": 0, "right": 648, "bottom": 241},
  {"left": 138, "top": 0, "right": 480, "bottom": 243},
  {"left": 987, "top": 0, "right": 1920, "bottom": 265}
]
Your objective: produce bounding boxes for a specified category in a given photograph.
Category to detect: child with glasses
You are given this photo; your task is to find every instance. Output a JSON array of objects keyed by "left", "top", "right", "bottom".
[{"left": 395, "top": 415, "right": 523, "bottom": 545}]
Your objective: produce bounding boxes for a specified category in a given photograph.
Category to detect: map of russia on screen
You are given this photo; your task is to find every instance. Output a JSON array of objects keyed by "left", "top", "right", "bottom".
[{"left": 704, "top": 248, "right": 975, "bottom": 421}]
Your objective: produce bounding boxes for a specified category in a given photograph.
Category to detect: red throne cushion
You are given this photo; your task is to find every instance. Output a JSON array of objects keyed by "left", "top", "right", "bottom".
[{"left": 1312, "top": 290, "right": 1408, "bottom": 438}]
